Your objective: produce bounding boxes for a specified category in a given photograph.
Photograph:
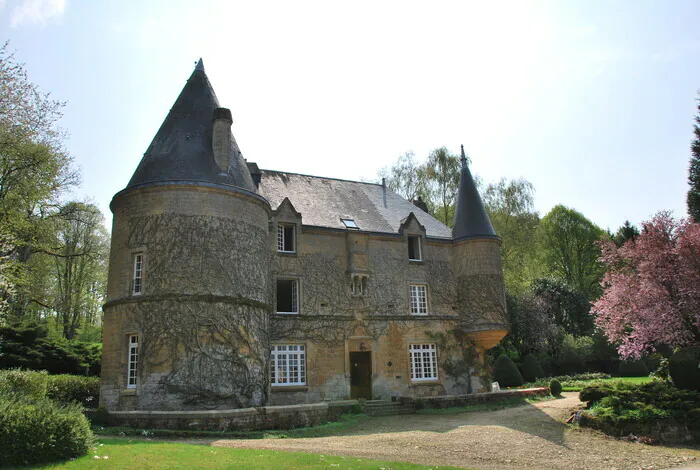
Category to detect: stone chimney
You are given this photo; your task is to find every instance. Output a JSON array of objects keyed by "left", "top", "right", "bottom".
[{"left": 212, "top": 107, "right": 233, "bottom": 173}]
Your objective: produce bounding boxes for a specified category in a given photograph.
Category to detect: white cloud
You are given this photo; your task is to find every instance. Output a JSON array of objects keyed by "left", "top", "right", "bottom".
[{"left": 10, "top": 0, "right": 65, "bottom": 27}]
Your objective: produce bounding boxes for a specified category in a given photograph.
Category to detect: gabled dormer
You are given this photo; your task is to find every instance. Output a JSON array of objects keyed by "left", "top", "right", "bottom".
[
  {"left": 399, "top": 212, "right": 427, "bottom": 262},
  {"left": 272, "top": 197, "right": 302, "bottom": 254}
]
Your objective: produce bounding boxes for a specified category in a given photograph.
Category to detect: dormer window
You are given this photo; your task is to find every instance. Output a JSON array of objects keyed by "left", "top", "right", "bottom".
[
  {"left": 408, "top": 236, "right": 422, "bottom": 261},
  {"left": 277, "top": 224, "right": 296, "bottom": 253},
  {"left": 341, "top": 218, "right": 359, "bottom": 230}
]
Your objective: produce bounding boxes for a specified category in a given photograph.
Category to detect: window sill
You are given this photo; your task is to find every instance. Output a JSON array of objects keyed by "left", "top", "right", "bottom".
[
  {"left": 277, "top": 251, "right": 297, "bottom": 256},
  {"left": 410, "top": 380, "right": 441, "bottom": 386},
  {"left": 120, "top": 388, "right": 137, "bottom": 396},
  {"left": 271, "top": 385, "right": 308, "bottom": 392},
  {"left": 408, "top": 259, "right": 423, "bottom": 263},
  {"left": 276, "top": 312, "right": 300, "bottom": 315}
]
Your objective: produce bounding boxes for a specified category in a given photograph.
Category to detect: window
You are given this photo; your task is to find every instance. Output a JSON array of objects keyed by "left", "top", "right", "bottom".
[
  {"left": 409, "top": 343, "right": 438, "bottom": 381},
  {"left": 270, "top": 345, "right": 306, "bottom": 386},
  {"left": 132, "top": 253, "right": 143, "bottom": 295},
  {"left": 127, "top": 335, "right": 139, "bottom": 389},
  {"left": 277, "top": 224, "right": 295, "bottom": 252},
  {"left": 351, "top": 274, "right": 367, "bottom": 296},
  {"left": 341, "top": 218, "right": 359, "bottom": 229},
  {"left": 276, "top": 279, "right": 299, "bottom": 314},
  {"left": 408, "top": 236, "right": 422, "bottom": 261},
  {"left": 409, "top": 284, "right": 428, "bottom": 315}
]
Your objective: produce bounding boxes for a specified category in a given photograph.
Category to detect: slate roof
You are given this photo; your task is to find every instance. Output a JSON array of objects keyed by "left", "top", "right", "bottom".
[
  {"left": 452, "top": 145, "right": 498, "bottom": 240},
  {"left": 126, "top": 59, "right": 256, "bottom": 193},
  {"left": 258, "top": 170, "right": 453, "bottom": 239}
]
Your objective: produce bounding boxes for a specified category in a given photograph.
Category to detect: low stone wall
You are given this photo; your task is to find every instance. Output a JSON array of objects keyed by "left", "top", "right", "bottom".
[
  {"left": 400, "top": 387, "right": 549, "bottom": 409},
  {"left": 107, "top": 400, "right": 358, "bottom": 431}
]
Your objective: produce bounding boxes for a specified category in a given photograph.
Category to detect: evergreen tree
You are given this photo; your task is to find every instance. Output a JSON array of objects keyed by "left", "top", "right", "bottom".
[{"left": 689, "top": 94, "right": 700, "bottom": 222}]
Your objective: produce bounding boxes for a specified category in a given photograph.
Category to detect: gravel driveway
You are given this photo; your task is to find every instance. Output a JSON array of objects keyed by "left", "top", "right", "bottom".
[{"left": 212, "top": 393, "right": 700, "bottom": 470}]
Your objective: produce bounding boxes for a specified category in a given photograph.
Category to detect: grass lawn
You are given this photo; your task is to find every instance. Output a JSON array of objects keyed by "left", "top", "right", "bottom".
[
  {"left": 561, "top": 376, "right": 652, "bottom": 392},
  {"left": 33, "top": 438, "right": 460, "bottom": 470}
]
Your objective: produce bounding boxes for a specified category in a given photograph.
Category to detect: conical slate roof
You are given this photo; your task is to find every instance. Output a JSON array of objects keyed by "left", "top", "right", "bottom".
[
  {"left": 452, "top": 145, "right": 498, "bottom": 240},
  {"left": 126, "top": 59, "right": 256, "bottom": 192}
]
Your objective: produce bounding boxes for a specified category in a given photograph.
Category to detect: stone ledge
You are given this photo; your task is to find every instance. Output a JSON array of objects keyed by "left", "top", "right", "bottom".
[{"left": 400, "top": 387, "right": 549, "bottom": 408}]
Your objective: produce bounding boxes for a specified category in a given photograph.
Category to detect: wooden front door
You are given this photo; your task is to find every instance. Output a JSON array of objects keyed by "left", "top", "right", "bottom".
[{"left": 350, "top": 351, "right": 372, "bottom": 399}]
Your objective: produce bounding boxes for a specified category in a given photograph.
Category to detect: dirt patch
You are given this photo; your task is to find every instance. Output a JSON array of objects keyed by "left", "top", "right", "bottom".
[{"left": 212, "top": 393, "right": 700, "bottom": 469}]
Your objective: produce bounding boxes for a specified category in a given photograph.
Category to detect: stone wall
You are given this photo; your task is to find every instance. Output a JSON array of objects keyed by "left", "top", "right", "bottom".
[
  {"left": 400, "top": 387, "right": 549, "bottom": 408},
  {"left": 107, "top": 401, "right": 358, "bottom": 431}
]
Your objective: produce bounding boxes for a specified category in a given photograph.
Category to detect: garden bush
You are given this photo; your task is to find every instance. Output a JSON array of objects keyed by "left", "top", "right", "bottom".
[
  {"left": 669, "top": 346, "right": 700, "bottom": 391},
  {"left": 47, "top": 374, "right": 100, "bottom": 407},
  {"left": 577, "top": 381, "right": 700, "bottom": 442},
  {"left": 0, "top": 323, "right": 101, "bottom": 376},
  {"left": 493, "top": 355, "right": 524, "bottom": 387},
  {"left": 522, "top": 354, "right": 545, "bottom": 382},
  {"left": 0, "top": 368, "right": 48, "bottom": 399},
  {"left": 0, "top": 393, "right": 93, "bottom": 467},
  {"left": 549, "top": 378, "right": 562, "bottom": 396},
  {"left": 618, "top": 359, "right": 649, "bottom": 377}
]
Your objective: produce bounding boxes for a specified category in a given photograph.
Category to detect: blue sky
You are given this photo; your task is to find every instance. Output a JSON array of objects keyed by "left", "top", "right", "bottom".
[{"left": 2, "top": 0, "right": 699, "bottom": 232}]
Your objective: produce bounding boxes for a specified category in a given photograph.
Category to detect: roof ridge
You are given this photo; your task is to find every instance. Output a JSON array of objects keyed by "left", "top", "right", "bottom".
[{"left": 260, "top": 169, "right": 383, "bottom": 187}]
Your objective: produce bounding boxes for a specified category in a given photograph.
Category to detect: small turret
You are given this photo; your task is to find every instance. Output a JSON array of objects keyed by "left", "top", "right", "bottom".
[{"left": 452, "top": 145, "right": 497, "bottom": 240}]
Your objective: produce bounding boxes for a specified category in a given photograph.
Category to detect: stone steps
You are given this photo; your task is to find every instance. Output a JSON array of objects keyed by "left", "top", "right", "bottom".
[{"left": 363, "top": 400, "right": 416, "bottom": 417}]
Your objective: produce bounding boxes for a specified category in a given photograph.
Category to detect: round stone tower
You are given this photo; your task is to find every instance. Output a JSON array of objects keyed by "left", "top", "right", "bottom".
[
  {"left": 451, "top": 145, "right": 508, "bottom": 364},
  {"left": 100, "top": 60, "right": 272, "bottom": 411}
]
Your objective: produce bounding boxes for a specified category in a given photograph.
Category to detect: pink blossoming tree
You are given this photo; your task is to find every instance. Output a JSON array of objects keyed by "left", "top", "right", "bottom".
[{"left": 593, "top": 212, "right": 700, "bottom": 359}]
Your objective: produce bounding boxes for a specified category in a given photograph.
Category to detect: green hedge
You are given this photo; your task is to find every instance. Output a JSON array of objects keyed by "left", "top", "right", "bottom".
[
  {"left": 494, "top": 355, "right": 524, "bottom": 387},
  {"left": 549, "top": 379, "right": 562, "bottom": 396},
  {"left": 0, "top": 368, "right": 49, "bottom": 400},
  {"left": 670, "top": 347, "right": 700, "bottom": 391},
  {"left": 618, "top": 359, "right": 649, "bottom": 377},
  {"left": 0, "top": 369, "right": 100, "bottom": 407},
  {"left": 0, "top": 393, "right": 93, "bottom": 467},
  {"left": 47, "top": 374, "right": 100, "bottom": 408}
]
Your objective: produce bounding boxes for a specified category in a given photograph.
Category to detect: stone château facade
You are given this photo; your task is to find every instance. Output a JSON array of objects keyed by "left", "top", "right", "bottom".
[{"left": 100, "top": 60, "right": 508, "bottom": 411}]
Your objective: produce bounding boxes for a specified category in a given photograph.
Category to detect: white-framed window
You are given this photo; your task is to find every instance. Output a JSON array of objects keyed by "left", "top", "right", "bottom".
[
  {"left": 350, "top": 274, "right": 367, "bottom": 296},
  {"left": 132, "top": 253, "right": 144, "bottom": 295},
  {"left": 409, "top": 284, "right": 428, "bottom": 315},
  {"left": 409, "top": 343, "right": 438, "bottom": 381},
  {"left": 270, "top": 344, "right": 306, "bottom": 386},
  {"left": 408, "top": 235, "right": 422, "bottom": 261},
  {"left": 277, "top": 224, "right": 296, "bottom": 252},
  {"left": 127, "top": 334, "right": 139, "bottom": 389},
  {"left": 276, "top": 278, "right": 299, "bottom": 314}
]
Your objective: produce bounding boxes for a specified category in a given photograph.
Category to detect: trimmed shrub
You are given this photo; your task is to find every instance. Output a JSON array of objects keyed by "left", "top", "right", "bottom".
[
  {"left": 522, "top": 354, "right": 545, "bottom": 382},
  {"left": 493, "top": 355, "right": 524, "bottom": 387},
  {"left": 0, "top": 369, "right": 48, "bottom": 400},
  {"left": 618, "top": 359, "right": 649, "bottom": 377},
  {"left": 47, "top": 375, "right": 100, "bottom": 407},
  {"left": 0, "top": 394, "right": 93, "bottom": 467},
  {"left": 670, "top": 346, "right": 700, "bottom": 391},
  {"left": 549, "top": 378, "right": 562, "bottom": 396}
]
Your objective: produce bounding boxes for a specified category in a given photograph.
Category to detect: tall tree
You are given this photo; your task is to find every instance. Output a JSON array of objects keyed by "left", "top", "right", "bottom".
[
  {"left": 688, "top": 94, "right": 700, "bottom": 222},
  {"left": 378, "top": 152, "right": 425, "bottom": 202},
  {"left": 49, "top": 202, "right": 109, "bottom": 339},
  {"left": 423, "top": 147, "right": 461, "bottom": 226},
  {"left": 537, "top": 205, "right": 606, "bottom": 298},
  {"left": 593, "top": 212, "right": 700, "bottom": 358},
  {"left": 483, "top": 178, "right": 539, "bottom": 294},
  {"left": 0, "top": 42, "right": 79, "bottom": 321},
  {"left": 613, "top": 220, "right": 640, "bottom": 247}
]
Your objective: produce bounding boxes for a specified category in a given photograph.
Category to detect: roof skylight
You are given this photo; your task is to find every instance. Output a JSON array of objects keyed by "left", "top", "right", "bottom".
[{"left": 341, "top": 218, "right": 359, "bottom": 229}]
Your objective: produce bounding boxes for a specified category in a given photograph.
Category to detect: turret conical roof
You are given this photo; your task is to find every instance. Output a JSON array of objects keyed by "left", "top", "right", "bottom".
[
  {"left": 126, "top": 59, "right": 256, "bottom": 192},
  {"left": 452, "top": 145, "right": 498, "bottom": 240}
]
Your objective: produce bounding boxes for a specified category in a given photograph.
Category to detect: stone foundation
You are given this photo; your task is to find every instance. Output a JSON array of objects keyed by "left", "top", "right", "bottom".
[{"left": 106, "top": 400, "right": 358, "bottom": 431}]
